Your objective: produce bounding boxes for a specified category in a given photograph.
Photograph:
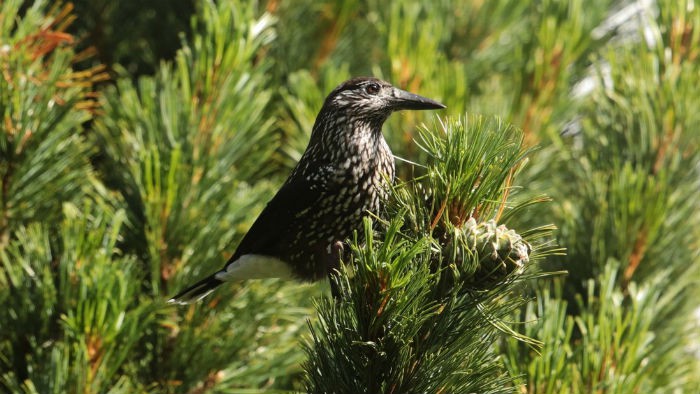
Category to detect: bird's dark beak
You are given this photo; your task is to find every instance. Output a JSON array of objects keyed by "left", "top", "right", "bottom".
[{"left": 390, "top": 87, "right": 446, "bottom": 111}]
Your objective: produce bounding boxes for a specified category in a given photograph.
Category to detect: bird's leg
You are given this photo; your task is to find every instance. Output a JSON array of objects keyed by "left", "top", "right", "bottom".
[{"left": 328, "top": 240, "right": 345, "bottom": 299}]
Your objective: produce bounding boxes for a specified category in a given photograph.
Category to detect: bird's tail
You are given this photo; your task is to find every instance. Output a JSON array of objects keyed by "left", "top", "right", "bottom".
[{"left": 168, "top": 275, "right": 223, "bottom": 305}]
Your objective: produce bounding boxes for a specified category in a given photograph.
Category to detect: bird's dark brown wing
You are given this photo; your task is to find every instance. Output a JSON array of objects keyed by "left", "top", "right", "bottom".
[
  {"left": 226, "top": 166, "right": 337, "bottom": 265},
  {"left": 169, "top": 174, "right": 328, "bottom": 304}
]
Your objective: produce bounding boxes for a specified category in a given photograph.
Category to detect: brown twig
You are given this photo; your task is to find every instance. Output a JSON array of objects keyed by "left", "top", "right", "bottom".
[{"left": 622, "top": 228, "right": 648, "bottom": 290}]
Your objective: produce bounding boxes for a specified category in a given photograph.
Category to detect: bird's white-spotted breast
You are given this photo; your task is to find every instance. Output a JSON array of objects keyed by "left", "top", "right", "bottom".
[{"left": 285, "top": 116, "right": 395, "bottom": 280}]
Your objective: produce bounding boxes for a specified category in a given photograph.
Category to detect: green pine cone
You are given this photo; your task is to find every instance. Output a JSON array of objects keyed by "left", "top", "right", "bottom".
[{"left": 447, "top": 218, "right": 531, "bottom": 283}]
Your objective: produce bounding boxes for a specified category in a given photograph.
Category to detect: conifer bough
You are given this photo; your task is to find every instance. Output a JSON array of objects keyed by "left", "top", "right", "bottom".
[{"left": 169, "top": 77, "right": 445, "bottom": 304}]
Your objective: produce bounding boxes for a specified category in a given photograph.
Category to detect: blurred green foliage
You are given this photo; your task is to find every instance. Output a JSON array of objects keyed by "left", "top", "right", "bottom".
[
  {"left": 68, "top": 0, "right": 196, "bottom": 76},
  {"left": 1, "top": 0, "right": 699, "bottom": 392}
]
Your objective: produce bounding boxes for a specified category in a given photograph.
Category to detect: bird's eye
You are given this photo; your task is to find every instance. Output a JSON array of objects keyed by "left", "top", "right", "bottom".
[{"left": 365, "top": 83, "right": 380, "bottom": 95}]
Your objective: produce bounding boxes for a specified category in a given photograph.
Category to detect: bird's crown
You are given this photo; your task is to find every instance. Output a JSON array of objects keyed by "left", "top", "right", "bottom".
[{"left": 324, "top": 77, "right": 391, "bottom": 112}]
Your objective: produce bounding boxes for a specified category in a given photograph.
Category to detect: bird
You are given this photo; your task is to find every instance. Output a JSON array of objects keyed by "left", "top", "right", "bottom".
[{"left": 168, "top": 77, "right": 445, "bottom": 304}]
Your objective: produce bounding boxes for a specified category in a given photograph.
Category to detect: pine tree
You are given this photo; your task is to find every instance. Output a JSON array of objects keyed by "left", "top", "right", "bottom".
[{"left": 1, "top": 0, "right": 699, "bottom": 393}]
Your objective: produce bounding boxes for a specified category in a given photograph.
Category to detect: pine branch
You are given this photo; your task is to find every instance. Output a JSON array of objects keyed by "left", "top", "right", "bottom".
[{"left": 303, "top": 115, "right": 557, "bottom": 393}]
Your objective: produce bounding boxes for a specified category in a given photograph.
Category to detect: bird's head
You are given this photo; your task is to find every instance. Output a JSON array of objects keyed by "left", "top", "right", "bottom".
[{"left": 322, "top": 77, "right": 445, "bottom": 121}]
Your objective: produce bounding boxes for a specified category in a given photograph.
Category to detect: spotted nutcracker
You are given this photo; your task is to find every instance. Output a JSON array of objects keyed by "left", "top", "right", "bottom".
[{"left": 169, "top": 77, "right": 445, "bottom": 304}]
